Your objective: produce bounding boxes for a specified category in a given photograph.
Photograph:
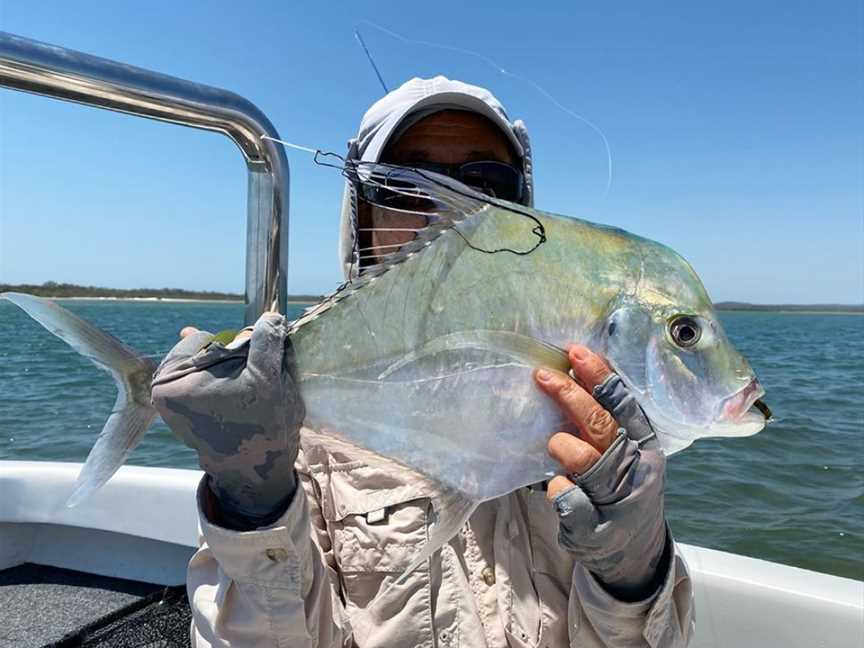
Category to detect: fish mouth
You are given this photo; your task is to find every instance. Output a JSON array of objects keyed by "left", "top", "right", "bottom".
[{"left": 719, "top": 379, "right": 766, "bottom": 423}]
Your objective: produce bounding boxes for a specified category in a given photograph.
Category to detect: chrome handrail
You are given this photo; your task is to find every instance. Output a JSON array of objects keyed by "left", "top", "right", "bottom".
[{"left": 0, "top": 32, "right": 289, "bottom": 324}]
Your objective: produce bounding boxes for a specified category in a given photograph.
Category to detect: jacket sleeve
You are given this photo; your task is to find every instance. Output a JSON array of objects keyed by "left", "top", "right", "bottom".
[
  {"left": 569, "top": 533, "right": 695, "bottom": 648},
  {"left": 186, "top": 468, "right": 350, "bottom": 648}
]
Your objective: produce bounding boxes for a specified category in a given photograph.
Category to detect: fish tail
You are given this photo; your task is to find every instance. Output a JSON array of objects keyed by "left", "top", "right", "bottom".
[{"left": 2, "top": 292, "right": 158, "bottom": 506}]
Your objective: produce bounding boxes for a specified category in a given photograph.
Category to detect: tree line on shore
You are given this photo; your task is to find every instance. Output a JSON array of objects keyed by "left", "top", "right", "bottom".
[
  {"left": 712, "top": 301, "right": 862, "bottom": 313},
  {"left": 0, "top": 282, "right": 323, "bottom": 303},
  {"left": 1, "top": 282, "right": 860, "bottom": 312}
]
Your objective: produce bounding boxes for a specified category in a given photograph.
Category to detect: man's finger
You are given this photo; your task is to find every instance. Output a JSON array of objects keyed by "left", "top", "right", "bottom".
[
  {"left": 247, "top": 312, "right": 288, "bottom": 371},
  {"left": 535, "top": 368, "right": 619, "bottom": 452},
  {"left": 159, "top": 329, "right": 214, "bottom": 371},
  {"left": 547, "top": 475, "right": 577, "bottom": 501},
  {"left": 567, "top": 345, "right": 613, "bottom": 392},
  {"left": 548, "top": 432, "right": 602, "bottom": 474},
  {"left": 180, "top": 326, "right": 199, "bottom": 339},
  {"left": 233, "top": 329, "right": 253, "bottom": 343},
  {"left": 233, "top": 311, "right": 279, "bottom": 343}
]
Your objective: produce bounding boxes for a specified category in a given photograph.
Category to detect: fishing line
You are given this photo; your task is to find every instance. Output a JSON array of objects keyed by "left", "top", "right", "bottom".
[
  {"left": 406, "top": 165, "right": 546, "bottom": 256},
  {"left": 320, "top": 151, "right": 547, "bottom": 256},
  {"left": 355, "top": 20, "right": 614, "bottom": 199},
  {"left": 259, "top": 134, "right": 547, "bottom": 264},
  {"left": 260, "top": 135, "right": 319, "bottom": 155},
  {"left": 358, "top": 242, "right": 416, "bottom": 252},
  {"left": 357, "top": 228, "right": 425, "bottom": 232},
  {"left": 354, "top": 29, "right": 389, "bottom": 93}
]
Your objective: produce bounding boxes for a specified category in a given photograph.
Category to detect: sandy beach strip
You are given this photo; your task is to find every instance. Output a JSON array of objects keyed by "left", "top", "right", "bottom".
[{"left": 49, "top": 296, "right": 318, "bottom": 305}]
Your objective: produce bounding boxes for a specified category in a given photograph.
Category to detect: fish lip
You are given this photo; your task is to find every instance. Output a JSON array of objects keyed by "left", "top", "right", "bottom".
[{"left": 719, "top": 379, "right": 765, "bottom": 422}]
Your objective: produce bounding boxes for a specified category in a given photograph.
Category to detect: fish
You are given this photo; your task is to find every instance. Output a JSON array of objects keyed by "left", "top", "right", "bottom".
[{"left": 2, "top": 164, "right": 769, "bottom": 591}]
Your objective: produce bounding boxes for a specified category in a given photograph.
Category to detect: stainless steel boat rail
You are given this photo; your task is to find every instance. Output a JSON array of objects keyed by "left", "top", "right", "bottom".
[{"left": 0, "top": 32, "right": 289, "bottom": 324}]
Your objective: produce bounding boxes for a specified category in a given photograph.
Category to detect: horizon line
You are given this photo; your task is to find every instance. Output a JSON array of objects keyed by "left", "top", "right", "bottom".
[{"left": 1, "top": 282, "right": 862, "bottom": 310}]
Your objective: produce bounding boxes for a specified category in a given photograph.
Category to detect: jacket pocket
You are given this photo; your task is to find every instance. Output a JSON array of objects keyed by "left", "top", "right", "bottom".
[{"left": 314, "top": 460, "right": 432, "bottom": 610}]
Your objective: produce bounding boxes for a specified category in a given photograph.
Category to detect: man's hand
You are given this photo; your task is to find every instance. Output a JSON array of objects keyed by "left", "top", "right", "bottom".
[
  {"left": 152, "top": 312, "right": 305, "bottom": 530},
  {"left": 535, "top": 345, "right": 670, "bottom": 602}
]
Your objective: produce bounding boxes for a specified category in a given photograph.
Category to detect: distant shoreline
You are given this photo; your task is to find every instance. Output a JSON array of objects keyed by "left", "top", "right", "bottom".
[
  {"left": 49, "top": 296, "right": 316, "bottom": 305},
  {"left": 54, "top": 296, "right": 243, "bottom": 304},
  {"left": 7, "top": 297, "right": 861, "bottom": 314},
  {"left": 712, "top": 302, "right": 863, "bottom": 314},
  {"left": 0, "top": 283, "right": 323, "bottom": 304},
  {"left": 6, "top": 295, "right": 317, "bottom": 305},
  {"left": 715, "top": 308, "right": 863, "bottom": 315},
  {"left": 2, "top": 284, "right": 861, "bottom": 314}
]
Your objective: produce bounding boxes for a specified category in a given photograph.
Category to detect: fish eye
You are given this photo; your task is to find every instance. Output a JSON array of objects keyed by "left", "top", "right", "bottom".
[{"left": 669, "top": 315, "right": 701, "bottom": 348}]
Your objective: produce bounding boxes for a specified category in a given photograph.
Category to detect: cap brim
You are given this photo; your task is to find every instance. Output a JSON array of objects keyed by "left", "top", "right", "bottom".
[{"left": 361, "top": 92, "right": 524, "bottom": 164}]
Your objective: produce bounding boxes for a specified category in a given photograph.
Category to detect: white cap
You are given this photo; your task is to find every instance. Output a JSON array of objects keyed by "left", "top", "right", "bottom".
[
  {"left": 340, "top": 75, "right": 534, "bottom": 278},
  {"left": 353, "top": 76, "right": 525, "bottom": 163}
]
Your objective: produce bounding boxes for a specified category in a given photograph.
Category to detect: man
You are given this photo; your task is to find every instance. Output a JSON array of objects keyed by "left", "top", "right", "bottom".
[{"left": 152, "top": 77, "right": 695, "bottom": 647}]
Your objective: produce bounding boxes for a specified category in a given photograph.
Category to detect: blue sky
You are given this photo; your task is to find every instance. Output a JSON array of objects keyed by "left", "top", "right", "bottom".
[{"left": 1, "top": 1, "right": 861, "bottom": 304}]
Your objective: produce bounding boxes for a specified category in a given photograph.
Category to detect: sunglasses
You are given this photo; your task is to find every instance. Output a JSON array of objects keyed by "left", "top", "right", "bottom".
[{"left": 358, "top": 160, "right": 524, "bottom": 211}]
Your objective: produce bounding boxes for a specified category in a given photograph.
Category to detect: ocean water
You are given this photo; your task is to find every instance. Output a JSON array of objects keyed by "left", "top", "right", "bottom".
[{"left": 0, "top": 300, "right": 861, "bottom": 580}]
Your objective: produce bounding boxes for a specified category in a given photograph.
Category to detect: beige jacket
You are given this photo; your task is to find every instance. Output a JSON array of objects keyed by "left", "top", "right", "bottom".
[{"left": 187, "top": 434, "right": 694, "bottom": 648}]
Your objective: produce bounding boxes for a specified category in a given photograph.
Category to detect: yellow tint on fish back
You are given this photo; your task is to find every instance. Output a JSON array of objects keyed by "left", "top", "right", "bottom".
[{"left": 290, "top": 204, "right": 644, "bottom": 376}]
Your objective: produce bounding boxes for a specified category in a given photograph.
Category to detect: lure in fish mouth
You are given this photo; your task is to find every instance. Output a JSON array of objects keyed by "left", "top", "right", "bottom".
[{"left": 753, "top": 398, "right": 773, "bottom": 421}]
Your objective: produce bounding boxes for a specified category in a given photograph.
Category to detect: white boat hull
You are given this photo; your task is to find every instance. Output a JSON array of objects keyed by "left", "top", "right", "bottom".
[{"left": 1, "top": 461, "right": 860, "bottom": 647}]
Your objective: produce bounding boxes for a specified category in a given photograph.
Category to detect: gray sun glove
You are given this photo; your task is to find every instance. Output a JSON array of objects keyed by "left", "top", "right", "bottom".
[
  {"left": 554, "top": 373, "right": 671, "bottom": 602},
  {"left": 151, "top": 313, "right": 305, "bottom": 530}
]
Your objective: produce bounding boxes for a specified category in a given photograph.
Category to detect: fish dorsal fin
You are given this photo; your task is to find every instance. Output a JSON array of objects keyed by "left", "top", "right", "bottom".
[{"left": 290, "top": 165, "right": 492, "bottom": 334}]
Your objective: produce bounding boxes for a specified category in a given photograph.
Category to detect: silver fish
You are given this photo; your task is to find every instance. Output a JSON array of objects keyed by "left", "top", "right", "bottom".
[{"left": 3, "top": 165, "right": 768, "bottom": 580}]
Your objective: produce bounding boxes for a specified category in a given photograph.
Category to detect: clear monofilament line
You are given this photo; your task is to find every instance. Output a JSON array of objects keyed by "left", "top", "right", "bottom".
[
  {"left": 258, "top": 138, "right": 546, "bottom": 262},
  {"left": 355, "top": 20, "right": 614, "bottom": 199},
  {"left": 358, "top": 242, "right": 419, "bottom": 253},
  {"left": 357, "top": 228, "right": 426, "bottom": 232},
  {"left": 142, "top": 351, "right": 171, "bottom": 359},
  {"left": 260, "top": 135, "right": 319, "bottom": 155}
]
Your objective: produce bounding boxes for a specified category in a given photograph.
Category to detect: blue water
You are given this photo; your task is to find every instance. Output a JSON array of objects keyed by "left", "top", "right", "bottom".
[{"left": 0, "top": 300, "right": 861, "bottom": 580}]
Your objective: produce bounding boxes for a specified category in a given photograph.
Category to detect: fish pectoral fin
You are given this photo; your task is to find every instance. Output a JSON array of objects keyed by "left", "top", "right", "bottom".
[{"left": 378, "top": 330, "right": 570, "bottom": 380}]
